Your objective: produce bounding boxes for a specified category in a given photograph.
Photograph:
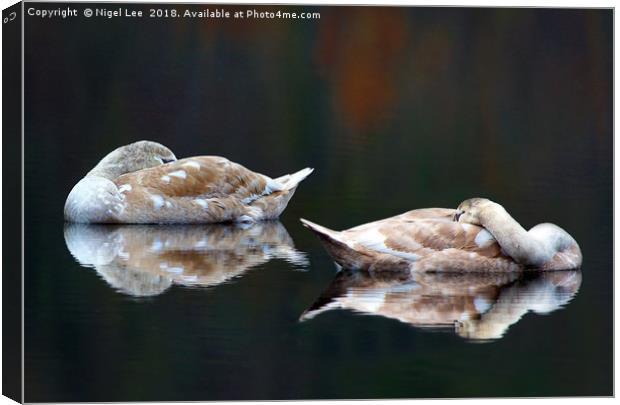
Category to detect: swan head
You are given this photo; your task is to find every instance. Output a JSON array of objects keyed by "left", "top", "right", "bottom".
[
  {"left": 87, "top": 140, "right": 177, "bottom": 179},
  {"left": 453, "top": 198, "right": 495, "bottom": 225}
]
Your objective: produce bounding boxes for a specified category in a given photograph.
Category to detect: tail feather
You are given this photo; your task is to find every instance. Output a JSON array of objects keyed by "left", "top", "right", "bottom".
[
  {"left": 301, "top": 218, "right": 413, "bottom": 272},
  {"left": 274, "top": 168, "right": 314, "bottom": 190},
  {"left": 300, "top": 218, "right": 369, "bottom": 269},
  {"left": 300, "top": 218, "right": 342, "bottom": 242}
]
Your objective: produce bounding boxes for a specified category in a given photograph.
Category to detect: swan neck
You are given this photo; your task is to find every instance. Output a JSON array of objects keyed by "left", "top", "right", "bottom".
[
  {"left": 480, "top": 203, "right": 527, "bottom": 239},
  {"left": 479, "top": 203, "right": 543, "bottom": 266}
]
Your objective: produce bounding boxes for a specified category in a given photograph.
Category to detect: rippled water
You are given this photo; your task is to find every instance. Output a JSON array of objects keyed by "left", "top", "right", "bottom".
[{"left": 24, "top": 5, "right": 611, "bottom": 401}]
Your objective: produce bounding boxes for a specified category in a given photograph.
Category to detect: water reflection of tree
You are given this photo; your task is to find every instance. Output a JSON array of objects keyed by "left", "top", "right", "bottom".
[{"left": 26, "top": 8, "right": 611, "bottom": 208}]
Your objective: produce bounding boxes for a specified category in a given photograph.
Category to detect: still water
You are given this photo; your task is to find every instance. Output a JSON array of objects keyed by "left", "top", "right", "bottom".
[{"left": 24, "top": 5, "right": 611, "bottom": 401}]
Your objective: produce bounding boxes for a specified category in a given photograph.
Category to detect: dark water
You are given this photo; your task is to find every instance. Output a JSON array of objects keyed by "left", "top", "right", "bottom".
[{"left": 24, "top": 5, "right": 612, "bottom": 401}]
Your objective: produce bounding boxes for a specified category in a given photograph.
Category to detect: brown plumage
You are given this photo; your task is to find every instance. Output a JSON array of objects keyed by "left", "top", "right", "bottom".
[
  {"left": 64, "top": 141, "right": 313, "bottom": 223},
  {"left": 114, "top": 156, "right": 309, "bottom": 223},
  {"left": 302, "top": 199, "right": 582, "bottom": 272},
  {"left": 301, "top": 208, "right": 521, "bottom": 273}
]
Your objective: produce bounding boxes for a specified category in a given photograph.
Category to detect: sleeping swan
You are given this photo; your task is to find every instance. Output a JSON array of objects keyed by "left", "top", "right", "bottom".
[
  {"left": 301, "top": 198, "right": 581, "bottom": 272},
  {"left": 64, "top": 140, "right": 313, "bottom": 223}
]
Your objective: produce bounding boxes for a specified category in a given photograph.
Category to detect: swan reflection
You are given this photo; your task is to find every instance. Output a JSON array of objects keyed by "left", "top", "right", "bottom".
[
  {"left": 300, "top": 269, "right": 582, "bottom": 341},
  {"left": 64, "top": 222, "right": 308, "bottom": 297}
]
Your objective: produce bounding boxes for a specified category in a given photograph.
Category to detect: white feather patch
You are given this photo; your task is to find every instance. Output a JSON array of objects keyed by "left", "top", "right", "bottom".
[
  {"left": 150, "top": 195, "right": 164, "bottom": 210},
  {"left": 183, "top": 161, "right": 201, "bottom": 169},
  {"left": 161, "top": 175, "right": 171, "bottom": 183},
  {"left": 265, "top": 177, "right": 284, "bottom": 193},
  {"left": 118, "top": 184, "right": 132, "bottom": 193},
  {"left": 168, "top": 170, "right": 187, "bottom": 179},
  {"left": 194, "top": 199, "right": 208, "bottom": 208},
  {"left": 354, "top": 229, "right": 420, "bottom": 261},
  {"left": 474, "top": 229, "right": 495, "bottom": 247},
  {"left": 353, "top": 228, "right": 387, "bottom": 250}
]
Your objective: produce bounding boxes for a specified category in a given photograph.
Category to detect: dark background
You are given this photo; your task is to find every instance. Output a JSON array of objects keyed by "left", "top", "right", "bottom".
[{"left": 24, "top": 4, "right": 612, "bottom": 401}]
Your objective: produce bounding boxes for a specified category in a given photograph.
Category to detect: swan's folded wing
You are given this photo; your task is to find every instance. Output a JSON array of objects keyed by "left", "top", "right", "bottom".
[
  {"left": 345, "top": 217, "right": 504, "bottom": 259},
  {"left": 114, "top": 156, "right": 278, "bottom": 200},
  {"left": 346, "top": 208, "right": 456, "bottom": 232}
]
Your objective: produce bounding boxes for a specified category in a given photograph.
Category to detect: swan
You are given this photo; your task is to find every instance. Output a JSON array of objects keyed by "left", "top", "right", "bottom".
[
  {"left": 64, "top": 140, "right": 313, "bottom": 223},
  {"left": 301, "top": 198, "right": 581, "bottom": 272}
]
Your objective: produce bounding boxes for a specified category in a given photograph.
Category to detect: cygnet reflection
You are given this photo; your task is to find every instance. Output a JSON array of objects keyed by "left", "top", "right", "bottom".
[
  {"left": 64, "top": 221, "right": 308, "bottom": 297},
  {"left": 300, "top": 268, "right": 581, "bottom": 341}
]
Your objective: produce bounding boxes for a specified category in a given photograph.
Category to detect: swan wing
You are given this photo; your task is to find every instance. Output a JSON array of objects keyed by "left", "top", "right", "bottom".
[
  {"left": 114, "top": 156, "right": 277, "bottom": 200},
  {"left": 343, "top": 208, "right": 503, "bottom": 260}
]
